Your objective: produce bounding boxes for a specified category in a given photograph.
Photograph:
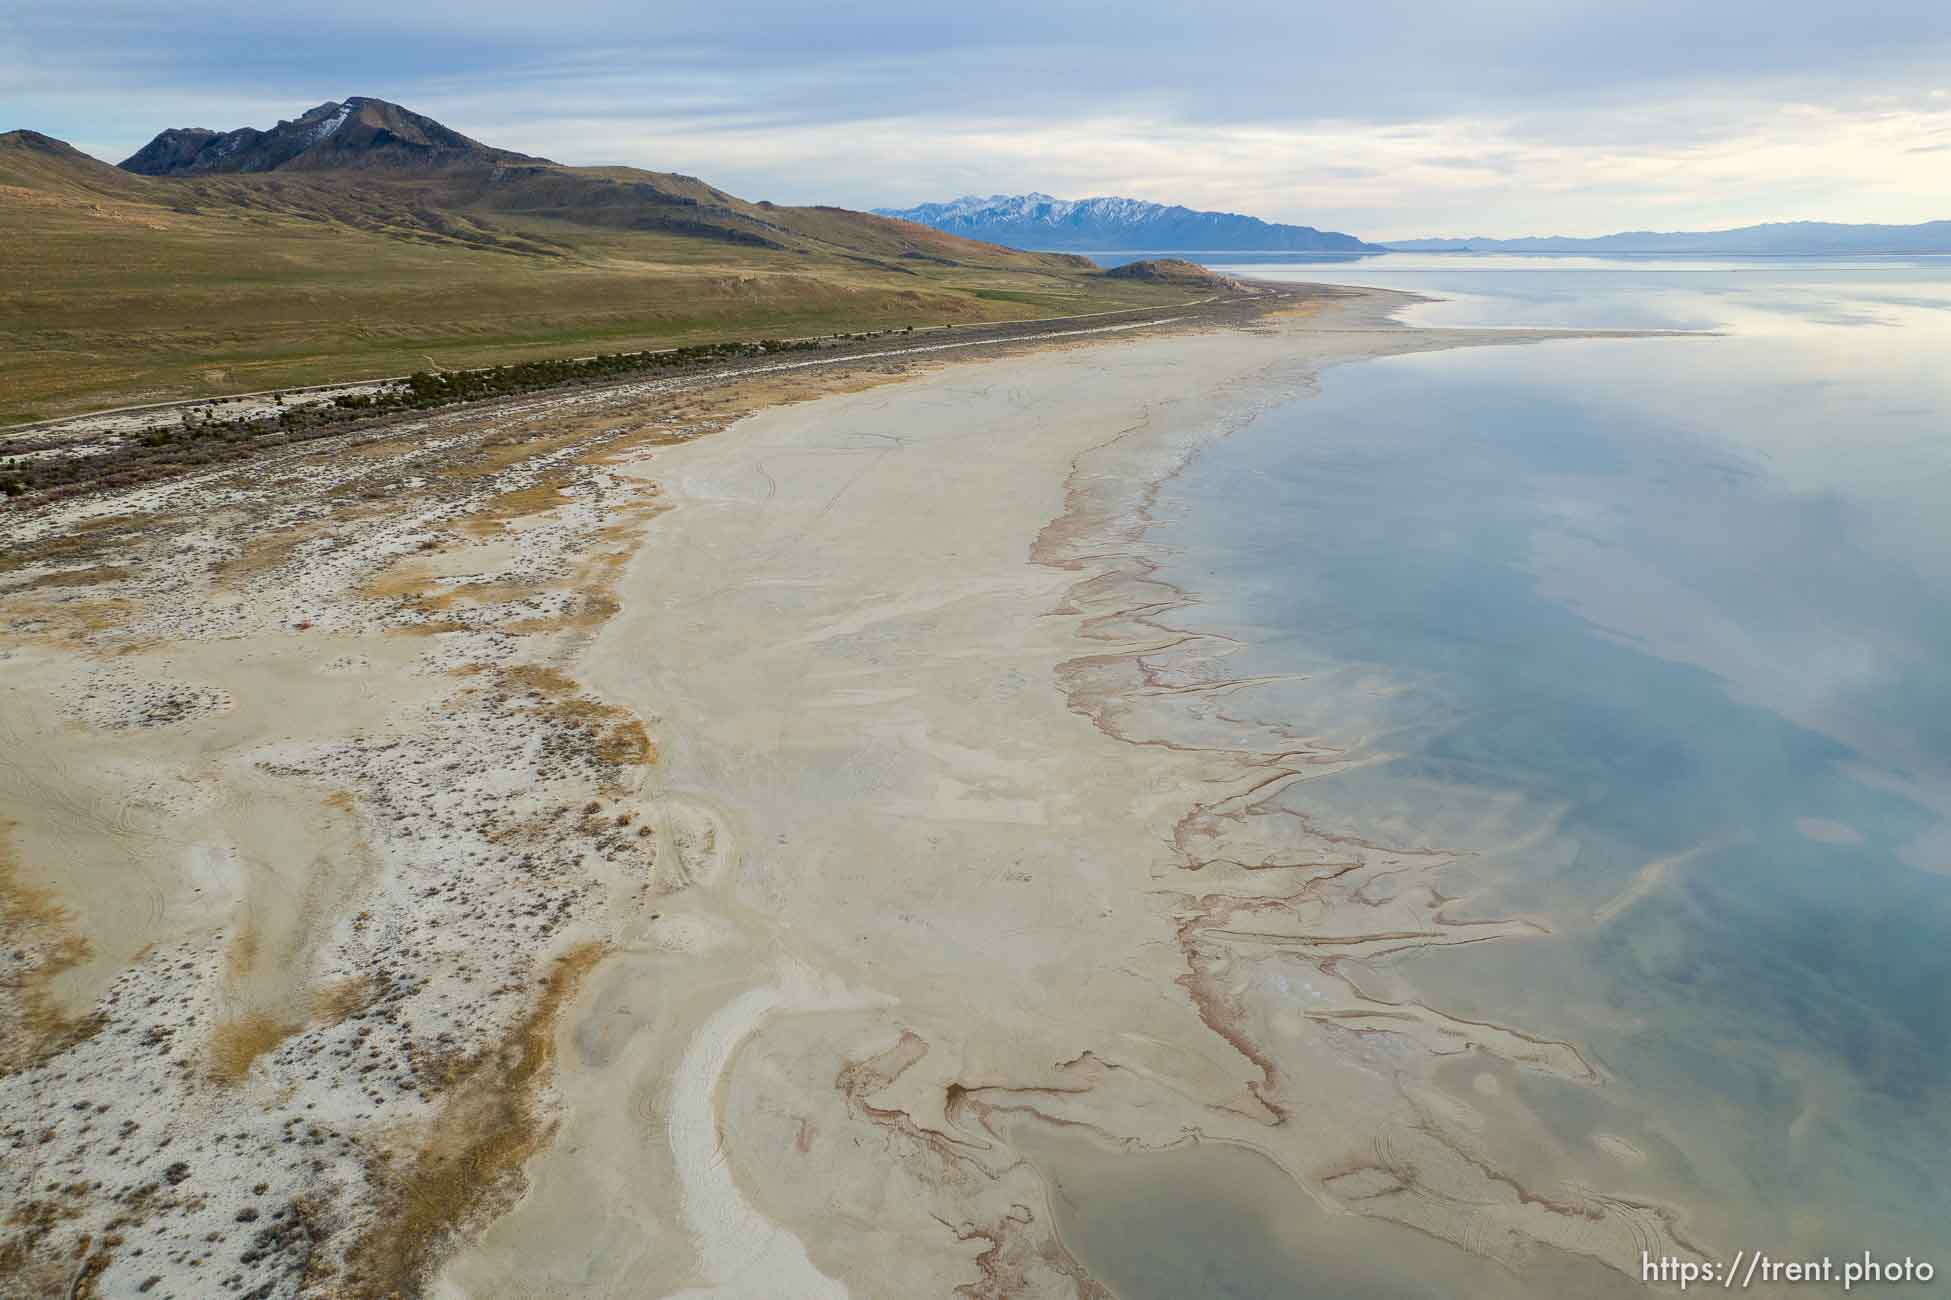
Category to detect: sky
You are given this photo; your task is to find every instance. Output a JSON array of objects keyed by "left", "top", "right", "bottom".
[{"left": 4, "top": 1, "right": 1949, "bottom": 240}]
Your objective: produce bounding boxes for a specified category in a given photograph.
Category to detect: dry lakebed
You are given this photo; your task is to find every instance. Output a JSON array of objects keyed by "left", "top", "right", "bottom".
[{"left": 0, "top": 287, "right": 1692, "bottom": 1299}]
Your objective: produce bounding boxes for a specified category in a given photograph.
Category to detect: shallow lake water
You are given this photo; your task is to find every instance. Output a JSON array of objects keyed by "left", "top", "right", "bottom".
[
  {"left": 1011, "top": 1121, "right": 1646, "bottom": 1300},
  {"left": 1040, "top": 255, "right": 1951, "bottom": 1294}
]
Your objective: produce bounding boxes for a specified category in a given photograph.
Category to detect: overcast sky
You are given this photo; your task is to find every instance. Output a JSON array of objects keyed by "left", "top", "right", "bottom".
[{"left": 4, "top": 1, "right": 1949, "bottom": 239}]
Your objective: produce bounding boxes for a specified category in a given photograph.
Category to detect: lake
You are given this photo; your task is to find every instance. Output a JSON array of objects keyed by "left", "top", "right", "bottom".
[{"left": 1042, "top": 254, "right": 1951, "bottom": 1295}]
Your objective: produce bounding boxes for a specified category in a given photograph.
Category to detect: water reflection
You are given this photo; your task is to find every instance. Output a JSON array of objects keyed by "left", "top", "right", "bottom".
[
  {"left": 1133, "top": 258, "right": 1951, "bottom": 1279},
  {"left": 1013, "top": 1120, "right": 1647, "bottom": 1300}
]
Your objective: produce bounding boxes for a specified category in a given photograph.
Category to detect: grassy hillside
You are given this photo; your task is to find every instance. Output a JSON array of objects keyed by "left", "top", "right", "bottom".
[
  {"left": 1105, "top": 258, "right": 1242, "bottom": 288},
  {"left": 0, "top": 129, "right": 1189, "bottom": 425}
]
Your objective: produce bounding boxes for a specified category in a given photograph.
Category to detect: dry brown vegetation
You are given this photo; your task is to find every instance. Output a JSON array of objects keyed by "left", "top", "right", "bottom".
[
  {"left": 338, "top": 942, "right": 604, "bottom": 1298},
  {"left": 361, "top": 566, "right": 545, "bottom": 617},
  {"left": 462, "top": 479, "right": 572, "bottom": 534},
  {"left": 0, "top": 1190, "right": 102, "bottom": 1297},
  {"left": 0, "top": 820, "right": 105, "bottom": 1077},
  {"left": 204, "top": 922, "right": 308, "bottom": 1083},
  {"left": 312, "top": 976, "right": 375, "bottom": 1026},
  {"left": 594, "top": 719, "right": 655, "bottom": 766},
  {"left": 216, "top": 521, "right": 338, "bottom": 582},
  {"left": 0, "top": 513, "right": 167, "bottom": 576},
  {"left": 499, "top": 665, "right": 579, "bottom": 696},
  {"left": 205, "top": 1012, "right": 301, "bottom": 1085},
  {"left": 499, "top": 666, "right": 658, "bottom": 774},
  {"left": 13, "top": 564, "right": 130, "bottom": 590}
]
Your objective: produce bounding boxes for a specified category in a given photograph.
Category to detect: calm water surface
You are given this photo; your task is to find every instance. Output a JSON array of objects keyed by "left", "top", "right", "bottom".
[{"left": 1043, "top": 255, "right": 1951, "bottom": 1295}]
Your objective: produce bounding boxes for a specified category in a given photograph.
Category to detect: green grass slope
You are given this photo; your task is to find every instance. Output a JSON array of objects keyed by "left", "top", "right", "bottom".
[{"left": 0, "top": 127, "right": 1183, "bottom": 425}]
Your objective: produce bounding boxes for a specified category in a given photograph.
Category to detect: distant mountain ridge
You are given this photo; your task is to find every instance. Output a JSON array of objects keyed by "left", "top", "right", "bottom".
[
  {"left": 5, "top": 102, "right": 1201, "bottom": 424},
  {"left": 120, "top": 97, "right": 541, "bottom": 175},
  {"left": 1387, "top": 220, "right": 1951, "bottom": 254},
  {"left": 72, "top": 95, "right": 1122, "bottom": 265},
  {"left": 874, "top": 192, "right": 1379, "bottom": 252}
]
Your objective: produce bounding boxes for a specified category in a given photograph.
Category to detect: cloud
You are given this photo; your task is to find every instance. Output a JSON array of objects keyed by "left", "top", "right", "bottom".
[
  {"left": 3, "top": 0, "right": 1948, "bottom": 236},
  {"left": 450, "top": 97, "right": 1951, "bottom": 239}
]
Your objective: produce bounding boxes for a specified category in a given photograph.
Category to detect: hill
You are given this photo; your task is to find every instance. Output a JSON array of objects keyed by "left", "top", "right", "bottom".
[
  {"left": 0, "top": 104, "right": 1197, "bottom": 424},
  {"left": 0, "top": 129, "right": 151, "bottom": 199},
  {"left": 1386, "top": 220, "right": 1951, "bottom": 254},
  {"left": 874, "top": 192, "right": 1379, "bottom": 253},
  {"left": 1102, "top": 258, "right": 1241, "bottom": 289}
]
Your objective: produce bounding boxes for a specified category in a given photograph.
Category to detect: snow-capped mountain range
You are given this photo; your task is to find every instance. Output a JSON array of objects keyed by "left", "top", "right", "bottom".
[{"left": 874, "top": 192, "right": 1379, "bottom": 253}]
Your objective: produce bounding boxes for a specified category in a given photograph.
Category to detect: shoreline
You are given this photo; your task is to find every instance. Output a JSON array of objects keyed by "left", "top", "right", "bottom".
[
  {"left": 0, "top": 287, "right": 1691, "bottom": 1297},
  {"left": 439, "top": 296, "right": 1697, "bottom": 1296}
]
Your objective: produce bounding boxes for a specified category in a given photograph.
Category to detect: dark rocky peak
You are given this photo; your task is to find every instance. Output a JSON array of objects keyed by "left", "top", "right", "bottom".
[{"left": 119, "top": 97, "right": 548, "bottom": 176}]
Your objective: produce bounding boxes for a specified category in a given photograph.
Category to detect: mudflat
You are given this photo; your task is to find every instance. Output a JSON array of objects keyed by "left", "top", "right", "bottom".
[{"left": 0, "top": 290, "right": 1682, "bottom": 1297}]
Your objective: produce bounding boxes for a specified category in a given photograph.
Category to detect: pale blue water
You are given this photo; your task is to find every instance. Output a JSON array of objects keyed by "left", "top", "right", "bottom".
[{"left": 1050, "top": 255, "right": 1951, "bottom": 1292}]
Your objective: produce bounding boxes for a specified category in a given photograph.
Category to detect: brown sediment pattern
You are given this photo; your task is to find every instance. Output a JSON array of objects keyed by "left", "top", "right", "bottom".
[
  {"left": 726, "top": 311, "right": 1706, "bottom": 1286},
  {"left": 833, "top": 1036, "right": 1118, "bottom": 1300},
  {"left": 425, "top": 298, "right": 1701, "bottom": 1300},
  {"left": 442, "top": 298, "right": 1697, "bottom": 1300},
  {"left": 1007, "top": 329, "right": 1696, "bottom": 1279}
]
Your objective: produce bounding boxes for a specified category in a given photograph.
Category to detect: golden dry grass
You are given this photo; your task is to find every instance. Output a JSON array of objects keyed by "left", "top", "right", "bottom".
[
  {"left": 339, "top": 941, "right": 604, "bottom": 1298},
  {"left": 216, "top": 526, "right": 327, "bottom": 582},
  {"left": 594, "top": 719, "right": 655, "bottom": 766},
  {"left": 498, "top": 667, "right": 659, "bottom": 772},
  {"left": 1261, "top": 295, "right": 1337, "bottom": 322},
  {"left": 312, "top": 975, "right": 374, "bottom": 1026},
  {"left": 202, "top": 925, "right": 302, "bottom": 1083},
  {"left": 465, "top": 427, "right": 597, "bottom": 478},
  {"left": 57, "top": 599, "right": 135, "bottom": 637},
  {"left": 500, "top": 664, "right": 579, "bottom": 696},
  {"left": 360, "top": 564, "right": 545, "bottom": 617},
  {"left": 0, "top": 515, "right": 157, "bottom": 575},
  {"left": 0, "top": 819, "right": 104, "bottom": 1078},
  {"left": 10, "top": 565, "right": 130, "bottom": 590},
  {"left": 460, "top": 476, "right": 575, "bottom": 536},
  {"left": 383, "top": 619, "right": 472, "bottom": 638},
  {"left": 214, "top": 502, "right": 394, "bottom": 587},
  {"left": 204, "top": 1012, "right": 300, "bottom": 1085}
]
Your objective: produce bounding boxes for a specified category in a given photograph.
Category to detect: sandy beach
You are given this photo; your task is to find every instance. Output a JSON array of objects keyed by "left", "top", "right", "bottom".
[{"left": 1, "top": 290, "right": 1697, "bottom": 1298}]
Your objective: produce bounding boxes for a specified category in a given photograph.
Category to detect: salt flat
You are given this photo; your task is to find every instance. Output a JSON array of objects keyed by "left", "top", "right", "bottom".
[
  {"left": 1, "top": 290, "right": 1681, "bottom": 1297},
  {"left": 442, "top": 298, "right": 1684, "bottom": 1297}
]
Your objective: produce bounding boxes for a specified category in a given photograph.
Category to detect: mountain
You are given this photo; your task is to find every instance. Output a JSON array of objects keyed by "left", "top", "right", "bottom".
[
  {"left": 107, "top": 99, "right": 1123, "bottom": 256},
  {"left": 874, "top": 192, "right": 1379, "bottom": 253},
  {"left": 2, "top": 105, "right": 1203, "bottom": 424},
  {"left": 1386, "top": 220, "right": 1951, "bottom": 254},
  {"left": 120, "top": 97, "right": 540, "bottom": 176}
]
